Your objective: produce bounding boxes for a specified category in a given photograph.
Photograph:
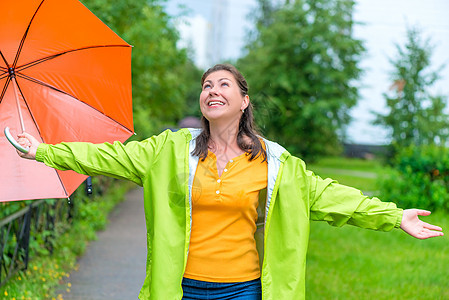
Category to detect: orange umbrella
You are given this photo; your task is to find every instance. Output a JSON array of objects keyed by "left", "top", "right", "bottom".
[{"left": 0, "top": 0, "right": 133, "bottom": 202}]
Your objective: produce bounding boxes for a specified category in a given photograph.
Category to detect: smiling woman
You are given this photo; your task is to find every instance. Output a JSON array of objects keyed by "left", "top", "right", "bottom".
[{"left": 12, "top": 63, "right": 444, "bottom": 300}]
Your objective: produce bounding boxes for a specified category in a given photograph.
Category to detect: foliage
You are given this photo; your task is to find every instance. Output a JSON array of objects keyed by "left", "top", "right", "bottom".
[
  {"left": 81, "top": 0, "right": 202, "bottom": 139},
  {"left": 374, "top": 27, "right": 449, "bottom": 154},
  {"left": 182, "top": 62, "right": 204, "bottom": 119},
  {"left": 0, "top": 177, "right": 132, "bottom": 299},
  {"left": 377, "top": 144, "right": 449, "bottom": 212},
  {"left": 238, "top": 0, "right": 364, "bottom": 160},
  {"left": 0, "top": 201, "right": 27, "bottom": 220}
]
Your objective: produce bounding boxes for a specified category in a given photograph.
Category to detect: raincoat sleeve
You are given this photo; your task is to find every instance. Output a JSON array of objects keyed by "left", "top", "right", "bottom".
[
  {"left": 35, "top": 130, "right": 172, "bottom": 186},
  {"left": 307, "top": 168, "right": 403, "bottom": 231}
]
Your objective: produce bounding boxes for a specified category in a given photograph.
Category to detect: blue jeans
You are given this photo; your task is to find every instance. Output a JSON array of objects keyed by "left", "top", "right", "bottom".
[{"left": 182, "top": 277, "right": 262, "bottom": 300}]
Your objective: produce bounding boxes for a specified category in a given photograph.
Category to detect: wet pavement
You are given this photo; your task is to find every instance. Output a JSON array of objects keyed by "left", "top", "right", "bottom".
[{"left": 55, "top": 188, "right": 147, "bottom": 300}]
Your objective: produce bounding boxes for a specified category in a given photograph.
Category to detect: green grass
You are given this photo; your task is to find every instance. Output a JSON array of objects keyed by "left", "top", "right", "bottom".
[
  {"left": 311, "top": 171, "right": 378, "bottom": 193},
  {"left": 306, "top": 211, "right": 448, "bottom": 299},
  {"left": 304, "top": 156, "right": 448, "bottom": 299},
  {"left": 307, "top": 156, "right": 382, "bottom": 192},
  {"left": 307, "top": 156, "right": 383, "bottom": 171}
]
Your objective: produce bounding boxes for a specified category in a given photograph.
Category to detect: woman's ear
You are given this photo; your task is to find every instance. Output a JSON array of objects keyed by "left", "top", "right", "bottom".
[{"left": 241, "top": 95, "right": 250, "bottom": 111}]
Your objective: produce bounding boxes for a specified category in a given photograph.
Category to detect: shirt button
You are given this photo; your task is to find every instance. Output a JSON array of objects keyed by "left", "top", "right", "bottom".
[
  {"left": 216, "top": 190, "right": 220, "bottom": 194},
  {"left": 217, "top": 179, "right": 221, "bottom": 183},
  {"left": 230, "top": 159, "right": 234, "bottom": 163},
  {"left": 223, "top": 168, "right": 228, "bottom": 172}
]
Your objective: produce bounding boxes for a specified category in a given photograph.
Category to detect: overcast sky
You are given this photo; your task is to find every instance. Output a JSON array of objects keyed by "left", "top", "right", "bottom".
[{"left": 164, "top": 0, "right": 449, "bottom": 145}]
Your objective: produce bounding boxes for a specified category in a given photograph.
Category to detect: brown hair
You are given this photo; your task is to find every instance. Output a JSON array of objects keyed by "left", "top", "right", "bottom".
[{"left": 192, "top": 64, "right": 266, "bottom": 162}]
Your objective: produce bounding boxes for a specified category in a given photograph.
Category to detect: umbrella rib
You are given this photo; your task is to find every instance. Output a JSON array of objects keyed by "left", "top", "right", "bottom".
[
  {"left": 0, "top": 50, "right": 10, "bottom": 68},
  {"left": 0, "top": 50, "right": 9, "bottom": 77},
  {"left": 0, "top": 76, "right": 11, "bottom": 104},
  {"left": 12, "top": 0, "right": 46, "bottom": 68},
  {"left": 15, "top": 73, "right": 134, "bottom": 135},
  {"left": 17, "top": 73, "right": 75, "bottom": 99},
  {"left": 13, "top": 75, "right": 40, "bottom": 132},
  {"left": 53, "top": 169, "right": 70, "bottom": 199},
  {"left": 16, "top": 45, "right": 130, "bottom": 72}
]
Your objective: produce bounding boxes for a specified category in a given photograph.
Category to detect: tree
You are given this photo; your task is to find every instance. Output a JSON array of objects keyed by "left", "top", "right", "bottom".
[
  {"left": 238, "top": 0, "right": 364, "bottom": 160},
  {"left": 374, "top": 27, "right": 449, "bottom": 152},
  {"left": 81, "top": 0, "right": 201, "bottom": 139}
]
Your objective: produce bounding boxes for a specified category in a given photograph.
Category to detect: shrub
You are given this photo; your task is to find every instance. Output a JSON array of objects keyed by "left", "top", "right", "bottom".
[
  {"left": 0, "top": 176, "right": 133, "bottom": 298},
  {"left": 378, "top": 144, "right": 449, "bottom": 212}
]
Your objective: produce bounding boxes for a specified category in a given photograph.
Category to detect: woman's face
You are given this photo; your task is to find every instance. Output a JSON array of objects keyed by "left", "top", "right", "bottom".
[{"left": 199, "top": 70, "right": 249, "bottom": 123}]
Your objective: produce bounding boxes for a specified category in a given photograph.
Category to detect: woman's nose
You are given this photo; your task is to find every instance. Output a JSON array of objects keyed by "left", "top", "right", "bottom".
[{"left": 209, "top": 85, "right": 219, "bottom": 94}]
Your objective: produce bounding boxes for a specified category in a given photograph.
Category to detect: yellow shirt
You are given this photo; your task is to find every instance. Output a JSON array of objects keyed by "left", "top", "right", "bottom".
[{"left": 184, "top": 150, "right": 268, "bottom": 282}]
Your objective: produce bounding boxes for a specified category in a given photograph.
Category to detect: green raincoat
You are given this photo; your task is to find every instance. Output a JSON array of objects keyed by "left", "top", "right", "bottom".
[{"left": 35, "top": 128, "right": 403, "bottom": 299}]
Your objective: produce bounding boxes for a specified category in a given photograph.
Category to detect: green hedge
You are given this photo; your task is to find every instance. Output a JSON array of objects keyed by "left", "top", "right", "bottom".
[{"left": 378, "top": 145, "right": 449, "bottom": 212}]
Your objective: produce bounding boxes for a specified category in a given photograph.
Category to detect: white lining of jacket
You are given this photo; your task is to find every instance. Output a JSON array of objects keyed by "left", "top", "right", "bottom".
[{"left": 186, "top": 128, "right": 286, "bottom": 226}]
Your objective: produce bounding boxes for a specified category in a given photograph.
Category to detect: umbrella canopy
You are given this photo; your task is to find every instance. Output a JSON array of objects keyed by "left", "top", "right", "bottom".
[{"left": 0, "top": 0, "right": 134, "bottom": 202}]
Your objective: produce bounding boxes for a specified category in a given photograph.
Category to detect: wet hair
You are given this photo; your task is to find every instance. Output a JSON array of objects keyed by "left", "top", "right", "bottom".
[{"left": 192, "top": 63, "right": 266, "bottom": 162}]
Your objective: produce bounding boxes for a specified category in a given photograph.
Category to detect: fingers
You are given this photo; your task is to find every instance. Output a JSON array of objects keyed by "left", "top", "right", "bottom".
[
  {"left": 15, "top": 132, "right": 38, "bottom": 160},
  {"left": 17, "top": 135, "right": 32, "bottom": 148},
  {"left": 422, "top": 222, "right": 443, "bottom": 232},
  {"left": 18, "top": 132, "right": 37, "bottom": 143},
  {"left": 415, "top": 209, "right": 431, "bottom": 216},
  {"left": 419, "top": 228, "right": 444, "bottom": 239},
  {"left": 20, "top": 132, "right": 36, "bottom": 140}
]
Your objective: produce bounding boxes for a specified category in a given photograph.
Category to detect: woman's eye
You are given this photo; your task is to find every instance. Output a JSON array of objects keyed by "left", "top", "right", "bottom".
[
  {"left": 203, "top": 84, "right": 211, "bottom": 89},
  {"left": 221, "top": 82, "right": 229, "bottom": 87}
]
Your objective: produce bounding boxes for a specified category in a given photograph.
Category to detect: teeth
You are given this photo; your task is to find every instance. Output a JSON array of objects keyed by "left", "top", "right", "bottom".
[{"left": 208, "top": 101, "right": 224, "bottom": 106}]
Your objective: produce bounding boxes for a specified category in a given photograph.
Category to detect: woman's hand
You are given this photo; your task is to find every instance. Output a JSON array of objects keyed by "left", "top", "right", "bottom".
[
  {"left": 400, "top": 209, "right": 444, "bottom": 239},
  {"left": 16, "top": 132, "right": 40, "bottom": 160}
]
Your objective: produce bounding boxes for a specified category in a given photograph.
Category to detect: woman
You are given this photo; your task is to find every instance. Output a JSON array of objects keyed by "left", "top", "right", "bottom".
[{"left": 17, "top": 64, "right": 443, "bottom": 300}]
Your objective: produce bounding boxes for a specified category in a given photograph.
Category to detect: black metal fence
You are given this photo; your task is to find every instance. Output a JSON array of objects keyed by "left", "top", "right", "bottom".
[{"left": 0, "top": 196, "right": 73, "bottom": 287}]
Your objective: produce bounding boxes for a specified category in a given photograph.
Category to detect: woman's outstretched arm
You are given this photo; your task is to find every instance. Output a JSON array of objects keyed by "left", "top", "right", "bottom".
[{"left": 14, "top": 131, "right": 171, "bottom": 186}]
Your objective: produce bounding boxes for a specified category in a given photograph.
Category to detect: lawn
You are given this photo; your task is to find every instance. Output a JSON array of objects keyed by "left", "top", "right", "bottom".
[
  {"left": 306, "top": 156, "right": 382, "bottom": 193},
  {"left": 304, "top": 156, "right": 448, "bottom": 299},
  {"left": 307, "top": 212, "right": 448, "bottom": 299}
]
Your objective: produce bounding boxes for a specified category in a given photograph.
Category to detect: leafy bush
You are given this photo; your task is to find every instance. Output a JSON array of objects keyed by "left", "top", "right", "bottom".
[
  {"left": 0, "top": 176, "right": 133, "bottom": 298},
  {"left": 0, "top": 199, "right": 32, "bottom": 220},
  {"left": 378, "top": 144, "right": 449, "bottom": 211}
]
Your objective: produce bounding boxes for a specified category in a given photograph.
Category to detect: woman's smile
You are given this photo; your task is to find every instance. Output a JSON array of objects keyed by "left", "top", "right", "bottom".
[{"left": 207, "top": 99, "right": 226, "bottom": 107}]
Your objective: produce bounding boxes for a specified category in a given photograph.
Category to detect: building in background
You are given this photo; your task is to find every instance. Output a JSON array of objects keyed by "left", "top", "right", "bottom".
[
  {"left": 172, "top": 0, "right": 230, "bottom": 69},
  {"left": 207, "top": 0, "right": 229, "bottom": 66}
]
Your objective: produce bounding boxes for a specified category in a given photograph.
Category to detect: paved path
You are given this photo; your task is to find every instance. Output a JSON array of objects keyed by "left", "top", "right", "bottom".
[{"left": 56, "top": 188, "right": 147, "bottom": 300}]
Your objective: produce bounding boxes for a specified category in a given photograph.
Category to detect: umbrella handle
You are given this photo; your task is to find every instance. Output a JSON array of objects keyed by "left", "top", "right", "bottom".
[{"left": 4, "top": 127, "right": 30, "bottom": 154}]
